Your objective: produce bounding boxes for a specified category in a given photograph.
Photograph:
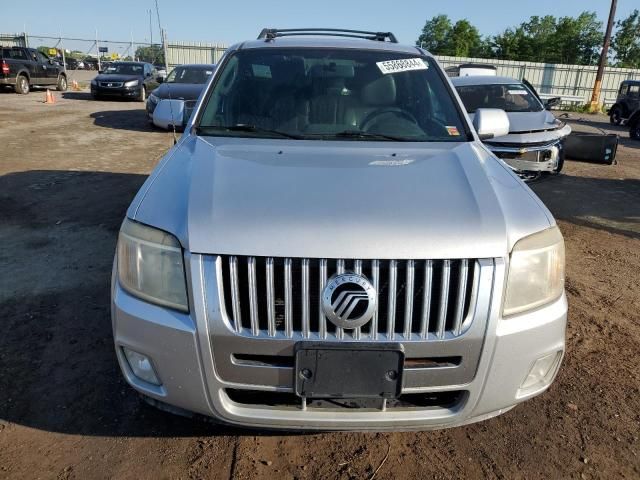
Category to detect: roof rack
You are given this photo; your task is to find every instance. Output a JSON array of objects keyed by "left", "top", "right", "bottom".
[{"left": 257, "top": 28, "right": 398, "bottom": 43}]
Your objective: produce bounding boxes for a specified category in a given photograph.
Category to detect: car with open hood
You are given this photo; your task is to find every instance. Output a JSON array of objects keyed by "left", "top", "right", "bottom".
[
  {"left": 111, "top": 28, "right": 567, "bottom": 431},
  {"left": 146, "top": 63, "right": 216, "bottom": 129},
  {"left": 452, "top": 75, "right": 570, "bottom": 181}
]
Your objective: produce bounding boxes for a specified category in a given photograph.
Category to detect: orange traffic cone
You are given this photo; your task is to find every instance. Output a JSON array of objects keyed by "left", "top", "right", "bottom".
[
  {"left": 72, "top": 80, "right": 80, "bottom": 91},
  {"left": 44, "top": 89, "right": 56, "bottom": 104}
]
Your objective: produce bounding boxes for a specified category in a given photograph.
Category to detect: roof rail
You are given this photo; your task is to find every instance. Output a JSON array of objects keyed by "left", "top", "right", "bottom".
[{"left": 257, "top": 28, "right": 398, "bottom": 43}]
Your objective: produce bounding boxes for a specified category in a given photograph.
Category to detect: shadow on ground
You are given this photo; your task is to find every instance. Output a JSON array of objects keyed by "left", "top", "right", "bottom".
[
  {"left": 0, "top": 170, "right": 289, "bottom": 438},
  {"left": 531, "top": 174, "right": 640, "bottom": 239},
  {"left": 90, "top": 109, "right": 158, "bottom": 133}
]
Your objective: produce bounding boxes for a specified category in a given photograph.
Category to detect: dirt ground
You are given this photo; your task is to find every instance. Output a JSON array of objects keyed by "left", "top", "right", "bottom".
[{"left": 0, "top": 88, "right": 639, "bottom": 480}]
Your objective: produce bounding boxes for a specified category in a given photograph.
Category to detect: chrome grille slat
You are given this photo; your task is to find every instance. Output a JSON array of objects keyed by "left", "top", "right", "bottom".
[
  {"left": 387, "top": 260, "right": 397, "bottom": 339},
  {"left": 436, "top": 260, "right": 451, "bottom": 339},
  {"left": 219, "top": 256, "right": 483, "bottom": 341},
  {"left": 420, "top": 260, "right": 433, "bottom": 339},
  {"left": 229, "top": 256, "right": 242, "bottom": 333},
  {"left": 319, "top": 259, "right": 328, "bottom": 339},
  {"left": 266, "top": 257, "right": 276, "bottom": 337},
  {"left": 301, "top": 258, "right": 310, "bottom": 338},
  {"left": 452, "top": 259, "right": 468, "bottom": 335},
  {"left": 284, "top": 258, "right": 293, "bottom": 338},
  {"left": 247, "top": 257, "right": 259, "bottom": 336},
  {"left": 403, "top": 259, "right": 415, "bottom": 339},
  {"left": 335, "top": 259, "right": 345, "bottom": 339},
  {"left": 371, "top": 259, "right": 380, "bottom": 340}
]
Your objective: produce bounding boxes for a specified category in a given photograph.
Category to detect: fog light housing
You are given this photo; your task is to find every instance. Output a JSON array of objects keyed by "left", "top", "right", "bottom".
[
  {"left": 519, "top": 351, "right": 562, "bottom": 393},
  {"left": 123, "top": 347, "right": 161, "bottom": 386}
]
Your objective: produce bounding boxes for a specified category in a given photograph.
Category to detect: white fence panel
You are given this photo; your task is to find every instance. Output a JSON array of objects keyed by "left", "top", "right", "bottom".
[
  {"left": 435, "top": 54, "right": 640, "bottom": 105},
  {"left": 166, "top": 41, "right": 227, "bottom": 67}
]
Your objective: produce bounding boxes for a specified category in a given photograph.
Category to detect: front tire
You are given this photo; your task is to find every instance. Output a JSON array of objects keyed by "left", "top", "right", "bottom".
[
  {"left": 138, "top": 86, "right": 146, "bottom": 102},
  {"left": 56, "top": 74, "right": 67, "bottom": 92},
  {"left": 609, "top": 106, "right": 623, "bottom": 125},
  {"left": 15, "top": 74, "right": 29, "bottom": 94}
]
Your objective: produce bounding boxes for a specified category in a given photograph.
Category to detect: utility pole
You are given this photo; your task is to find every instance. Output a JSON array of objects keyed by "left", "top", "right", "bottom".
[
  {"left": 149, "top": 9, "right": 153, "bottom": 47},
  {"left": 589, "top": 0, "right": 617, "bottom": 112}
]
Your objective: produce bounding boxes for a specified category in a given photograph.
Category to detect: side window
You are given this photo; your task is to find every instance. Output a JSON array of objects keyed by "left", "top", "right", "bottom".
[
  {"left": 619, "top": 85, "right": 628, "bottom": 96},
  {"left": 629, "top": 85, "right": 640, "bottom": 97},
  {"left": 36, "top": 51, "right": 49, "bottom": 63}
]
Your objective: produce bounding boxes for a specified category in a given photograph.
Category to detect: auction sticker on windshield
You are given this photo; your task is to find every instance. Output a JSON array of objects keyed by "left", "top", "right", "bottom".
[{"left": 377, "top": 58, "right": 428, "bottom": 75}]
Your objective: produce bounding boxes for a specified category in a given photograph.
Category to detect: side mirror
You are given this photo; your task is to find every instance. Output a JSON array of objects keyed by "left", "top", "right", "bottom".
[
  {"left": 473, "top": 108, "right": 510, "bottom": 140},
  {"left": 98, "top": 69, "right": 103, "bottom": 74},
  {"left": 156, "top": 76, "right": 164, "bottom": 83},
  {"left": 545, "top": 97, "right": 561, "bottom": 109}
]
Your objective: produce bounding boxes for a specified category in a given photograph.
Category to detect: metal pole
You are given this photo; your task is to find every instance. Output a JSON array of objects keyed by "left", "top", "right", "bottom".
[
  {"left": 589, "top": 0, "right": 617, "bottom": 111},
  {"left": 96, "top": 29, "right": 101, "bottom": 71},
  {"left": 149, "top": 9, "right": 153, "bottom": 48},
  {"left": 61, "top": 38, "right": 66, "bottom": 73},
  {"left": 162, "top": 28, "right": 169, "bottom": 73}
]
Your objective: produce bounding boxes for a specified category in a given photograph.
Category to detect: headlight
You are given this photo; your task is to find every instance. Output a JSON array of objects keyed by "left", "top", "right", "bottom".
[
  {"left": 124, "top": 79, "right": 139, "bottom": 87},
  {"left": 117, "top": 218, "right": 188, "bottom": 312},
  {"left": 503, "top": 226, "right": 565, "bottom": 316}
]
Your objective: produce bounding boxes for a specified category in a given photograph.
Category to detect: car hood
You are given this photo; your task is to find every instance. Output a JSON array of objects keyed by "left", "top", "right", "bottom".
[
  {"left": 152, "top": 83, "right": 204, "bottom": 100},
  {"left": 94, "top": 74, "right": 141, "bottom": 83},
  {"left": 471, "top": 110, "right": 571, "bottom": 144},
  {"left": 130, "top": 136, "right": 553, "bottom": 259}
]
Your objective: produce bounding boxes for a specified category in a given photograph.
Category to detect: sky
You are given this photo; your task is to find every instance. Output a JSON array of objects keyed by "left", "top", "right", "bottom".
[{"left": 1, "top": 0, "right": 637, "bottom": 53}]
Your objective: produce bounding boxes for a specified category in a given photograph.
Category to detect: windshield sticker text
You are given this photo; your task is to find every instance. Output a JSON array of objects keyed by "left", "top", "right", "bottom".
[
  {"left": 507, "top": 89, "right": 528, "bottom": 95},
  {"left": 376, "top": 58, "right": 428, "bottom": 75},
  {"left": 446, "top": 126, "right": 460, "bottom": 136}
]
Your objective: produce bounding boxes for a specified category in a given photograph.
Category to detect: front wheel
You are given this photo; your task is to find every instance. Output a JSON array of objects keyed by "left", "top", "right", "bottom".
[
  {"left": 15, "top": 74, "right": 29, "bottom": 94},
  {"left": 56, "top": 74, "right": 67, "bottom": 92},
  {"left": 609, "top": 106, "right": 623, "bottom": 125},
  {"left": 138, "top": 86, "right": 146, "bottom": 102}
]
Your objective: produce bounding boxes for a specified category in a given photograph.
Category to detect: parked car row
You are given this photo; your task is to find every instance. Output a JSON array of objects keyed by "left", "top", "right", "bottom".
[{"left": 89, "top": 61, "right": 215, "bottom": 129}]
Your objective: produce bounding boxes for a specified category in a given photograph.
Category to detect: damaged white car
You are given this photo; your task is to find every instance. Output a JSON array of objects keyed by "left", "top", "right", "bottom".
[{"left": 453, "top": 76, "right": 571, "bottom": 180}]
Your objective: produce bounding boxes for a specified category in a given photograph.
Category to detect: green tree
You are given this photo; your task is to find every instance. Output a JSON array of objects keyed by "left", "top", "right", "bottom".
[
  {"left": 612, "top": 9, "right": 640, "bottom": 68},
  {"left": 447, "top": 19, "right": 483, "bottom": 57},
  {"left": 417, "top": 14, "right": 452, "bottom": 53},
  {"left": 134, "top": 45, "right": 164, "bottom": 64}
]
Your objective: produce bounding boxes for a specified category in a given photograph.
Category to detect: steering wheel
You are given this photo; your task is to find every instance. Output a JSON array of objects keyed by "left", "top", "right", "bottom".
[{"left": 360, "top": 107, "right": 418, "bottom": 131}]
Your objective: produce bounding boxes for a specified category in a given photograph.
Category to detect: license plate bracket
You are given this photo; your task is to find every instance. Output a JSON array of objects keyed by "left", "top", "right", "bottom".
[{"left": 294, "top": 342, "right": 404, "bottom": 399}]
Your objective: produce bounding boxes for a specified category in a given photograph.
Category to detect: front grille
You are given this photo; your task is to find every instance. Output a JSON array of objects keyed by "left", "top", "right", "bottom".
[
  {"left": 218, "top": 256, "right": 479, "bottom": 341},
  {"left": 99, "top": 81, "right": 123, "bottom": 88}
]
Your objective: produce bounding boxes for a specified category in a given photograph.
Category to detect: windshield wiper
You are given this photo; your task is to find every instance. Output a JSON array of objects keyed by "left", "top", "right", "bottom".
[
  {"left": 196, "top": 124, "right": 303, "bottom": 139},
  {"left": 308, "top": 130, "right": 413, "bottom": 141}
]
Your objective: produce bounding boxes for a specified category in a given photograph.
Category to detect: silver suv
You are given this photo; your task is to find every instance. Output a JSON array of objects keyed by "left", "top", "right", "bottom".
[{"left": 111, "top": 28, "right": 567, "bottom": 431}]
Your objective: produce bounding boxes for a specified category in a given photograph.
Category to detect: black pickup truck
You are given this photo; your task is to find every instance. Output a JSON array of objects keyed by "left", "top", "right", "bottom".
[{"left": 1, "top": 46, "right": 67, "bottom": 94}]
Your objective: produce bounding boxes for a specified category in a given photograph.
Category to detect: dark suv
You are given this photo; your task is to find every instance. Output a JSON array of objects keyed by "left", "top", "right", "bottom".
[{"left": 609, "top": 80, "right": 640, "bottom": 125}]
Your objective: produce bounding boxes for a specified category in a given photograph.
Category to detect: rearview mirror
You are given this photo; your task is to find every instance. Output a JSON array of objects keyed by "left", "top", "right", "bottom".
[
  {"left": 473, "top": 108, "right": 510, "bottom": 140},
  {"left": 545, "top": 97, "right": 561, "bottom": 109},
  {"left": 156, "top": 76, "right": 164, "bottom": 83}
]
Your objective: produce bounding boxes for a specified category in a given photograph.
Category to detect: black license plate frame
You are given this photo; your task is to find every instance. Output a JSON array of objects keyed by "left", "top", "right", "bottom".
[{"left": 294, "top": 342, "right": 404, "bottom": 399}]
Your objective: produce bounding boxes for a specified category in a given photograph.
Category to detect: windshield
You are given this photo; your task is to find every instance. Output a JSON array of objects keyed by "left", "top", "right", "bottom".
[
  {"left": 198, "top": 48, "right": 468, "bottom": 141},
  {"left": 166, "top": 66, "right": 214, "bottom": 84},
  {"left": 456, "top": 83, "right": 543, "bottom": 113},
  {"left": 104, "top": 63, "right": 143, "bottom": 75}
]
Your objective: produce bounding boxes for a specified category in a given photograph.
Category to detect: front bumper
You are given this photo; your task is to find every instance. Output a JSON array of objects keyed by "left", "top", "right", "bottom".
[
  {"left": 486, "top": 141, "right": 564, "bottom": 172},
  {"left": 112, "top": 254, "right": 567, "bottom": 431},
  {"left": 91, "top": 84, "right": 139, "bottom": 98}
]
